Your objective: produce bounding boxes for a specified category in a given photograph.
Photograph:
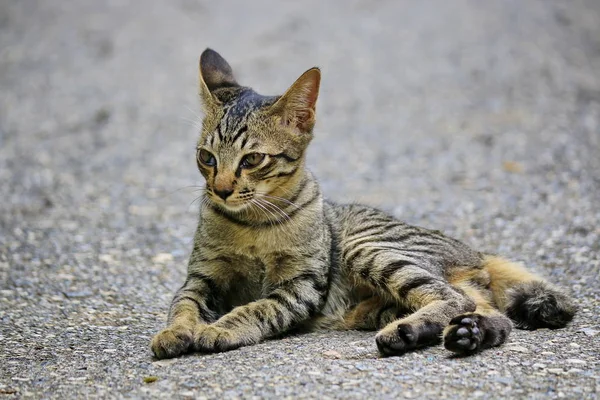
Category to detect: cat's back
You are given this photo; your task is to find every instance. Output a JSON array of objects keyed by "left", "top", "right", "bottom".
[
  {"left": 324, "top": 200, "right": 482, "bottom": 274},
  {"left": 324, "top": 201, "right": 409, "bottom": 242}
]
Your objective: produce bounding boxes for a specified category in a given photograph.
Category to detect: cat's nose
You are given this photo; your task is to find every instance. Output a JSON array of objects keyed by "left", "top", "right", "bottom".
[{"left": 214, "top": 188, "right": 234, "bottom": 201}]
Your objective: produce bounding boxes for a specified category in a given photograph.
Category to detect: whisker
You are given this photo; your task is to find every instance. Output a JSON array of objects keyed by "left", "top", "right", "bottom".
[
  {"left": 185, "top": 105, "right": 204, "bottom": 120},
  {"left": 201, "top": 196, "right": 212, "bottom": 212},
  {"left": 180, "top": 116, "right": 204, "bottom": 131},
  {"left": 248, "top": 202, "right": 262, "bottom": 221},
  {"left": 255, "top": 199, "right": 281, "bottom": 224},
  {"left": 188, "top": 187, "right": 210, "bottom": 211},
  {"left": 255, "top": 198, "right": 291, "bottom": 222},
  {"left": 190, "top": 195, "right": 204, "bottom": 209},
  {"left": 259, "top": 197, "right": 291, "bottom": 216},
  {"left": 258, "top": 200, "right": 286, "bottom": 227},
  {"left": 251, "top": 199, "right": 277, "bottom": 226},
  {"left": 257, "top": 193, "right": 302, "bottom": 209}
]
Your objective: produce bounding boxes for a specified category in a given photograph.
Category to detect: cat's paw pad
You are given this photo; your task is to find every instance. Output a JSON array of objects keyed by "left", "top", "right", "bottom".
[
  {"left": 150, "top": 325, "right": 194, "bottom": 359},
  {"left": 194, "top": 325, "right": 245, "bottom": 353},
  {"left": 375, "top": 323, "right": 418, "bottom": 356},
  {"left": 443, "top": 314, "right": 484, "bottom": 354}
]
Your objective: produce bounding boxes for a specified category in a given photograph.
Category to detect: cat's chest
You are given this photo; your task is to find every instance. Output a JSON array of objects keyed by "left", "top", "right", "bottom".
[
  {"left": 220, "top": 254, "right": 266, "bottom": 308},
  {"left": 200, "top": 213, "right": 317, "bottom": 307},
  {"left": 203, "top": 236, "right": 300, "bottom": 305},
  {"left": 215, "top": 250, "right": 296, "bottom": 309}
]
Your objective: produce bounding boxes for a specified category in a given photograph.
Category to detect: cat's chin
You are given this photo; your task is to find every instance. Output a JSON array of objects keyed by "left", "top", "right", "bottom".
[{"left": 211, "top": 200, "right": 251, "bottom": 214}]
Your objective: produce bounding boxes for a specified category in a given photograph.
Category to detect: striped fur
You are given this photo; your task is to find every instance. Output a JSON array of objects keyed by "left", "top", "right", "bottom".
[{"left": 150, "top": 49, "right": 577, "bottom": 359}]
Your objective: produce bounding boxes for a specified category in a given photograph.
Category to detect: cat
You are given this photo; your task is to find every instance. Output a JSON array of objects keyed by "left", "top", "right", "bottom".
[{"left": 150, "top": 48, "right": 577, "bottom": 359}]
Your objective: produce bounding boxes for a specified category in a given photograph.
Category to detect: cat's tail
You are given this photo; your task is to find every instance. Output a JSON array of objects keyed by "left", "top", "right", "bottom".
[{"left": 483, "top": 255, "right": 577, "bottom": 329}]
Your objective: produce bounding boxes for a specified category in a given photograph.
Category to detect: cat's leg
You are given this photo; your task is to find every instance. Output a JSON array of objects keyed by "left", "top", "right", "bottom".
[
  {"left": 339, "top": 210, "right": 484, "bottom": 355},
  {"left": 150, "top": 272, "right": 219, "bottom": 359},
  {"left": 343, "top": 296, "right": 408, "bottom": 330},
  {"left": 483, "top": 255, "right": 577, "bottom": 330},
  {"left": 374, "top": 279, "right": 475, "bottom": 356},
  {"left": 349, "top": 257, "right": 476, "bottom": 356},
  {"left": 193, "top": 264, "right": 329, "bottom": 353},
  {"left": 443, "top": 281, "right": 512, "bottom": 354}
]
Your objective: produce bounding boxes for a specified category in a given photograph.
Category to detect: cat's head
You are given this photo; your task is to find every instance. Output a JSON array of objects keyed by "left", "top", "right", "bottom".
[{"left": 195, "top": 48, "right": 320, "bottom": 213}]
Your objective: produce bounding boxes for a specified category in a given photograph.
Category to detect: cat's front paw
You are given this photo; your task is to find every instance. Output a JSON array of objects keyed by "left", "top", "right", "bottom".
[
  {"left": 194, "top": 325, "right": 256, "bottom": 353},
  {"left": 375, "top": 321, "right": 443, "bottom": 356},
  {"left": 151, "top": 324, "right": 195, "bottom": 359}
]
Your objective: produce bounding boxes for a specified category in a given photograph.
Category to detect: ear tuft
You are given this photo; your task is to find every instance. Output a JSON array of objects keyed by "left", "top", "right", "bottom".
[
  {"left": 199, "top": 48, "right": 239, "bottom": 93},
  {"left": 270, "top": 68, "right": 321, "bottom": 133}
]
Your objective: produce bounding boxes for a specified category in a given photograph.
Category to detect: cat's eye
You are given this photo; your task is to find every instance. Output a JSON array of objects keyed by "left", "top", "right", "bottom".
[
  {"left": 198, "top": 149, "right": 216, "bottom": 167},
  {"left": 240, "top": 153, "right": 265, "bottom": 169}
]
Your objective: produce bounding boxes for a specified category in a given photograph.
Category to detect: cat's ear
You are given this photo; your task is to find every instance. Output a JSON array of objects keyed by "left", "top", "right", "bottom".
[
  {"left": 198, "top": 48, "right": 239, "bottom": 105},
  {"left": 269, "top": 68, "right": 321, "bottom": 133}
]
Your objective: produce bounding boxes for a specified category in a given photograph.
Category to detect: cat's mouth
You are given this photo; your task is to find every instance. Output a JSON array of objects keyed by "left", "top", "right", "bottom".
[
  {"left": 210, "top": 197, "right": 252, "bottom": 212},
  {"left": 207, "top": 190, "right": 289, "bottom": 221}
]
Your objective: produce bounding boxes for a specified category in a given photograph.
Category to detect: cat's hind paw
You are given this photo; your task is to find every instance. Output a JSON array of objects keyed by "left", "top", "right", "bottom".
[
  {"left": 376, "top": 321, "right": 442, "bottom": 356},
  {"left": 443, "top": 314, "right": 484, "bottom": 354}
]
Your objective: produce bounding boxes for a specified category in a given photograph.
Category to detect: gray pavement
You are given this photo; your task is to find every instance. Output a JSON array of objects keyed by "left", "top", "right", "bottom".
[{"left": 1, "top": 0, "right": 599, "bottom": 398}]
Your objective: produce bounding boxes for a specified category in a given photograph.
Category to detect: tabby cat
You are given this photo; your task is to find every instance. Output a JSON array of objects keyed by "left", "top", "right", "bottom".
[{"left": 150, "top": 49, "right": 577, "bottom": 359}]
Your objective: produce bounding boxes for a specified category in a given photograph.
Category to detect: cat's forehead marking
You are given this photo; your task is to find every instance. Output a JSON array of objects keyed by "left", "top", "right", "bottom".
[
  {"left": 221, "top": 89, "right": 277, "bottom": 123},
  {"left": 207, "top": 88, "right": 278, "bottom": 149}
]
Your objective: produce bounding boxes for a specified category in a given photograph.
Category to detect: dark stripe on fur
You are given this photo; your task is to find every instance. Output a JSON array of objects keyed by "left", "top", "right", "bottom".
[
  {"left": 397, "top": 276, "right": 436, "bottom": 298},
  {"left": 287, "top": 177, "right": 309, "bottom": 205},
  {"left": 271, "top": 152, "right": 300, "bottom": 162},
  {"left": 326, "top": 219, "right": 339, "bottom": 306},
  {"left": 261, "top": 165, "right": 299, "bottom": 180},
  {"left": 175, "top": 295, "right": 216, "bottom": 322},
  {"left": 279, "top": 272, "right": 327, "bottom": 291},
  {"left": 231, "top": 125, "right": 248, "bottom": 145},
  {"left": 347, "top": 223, "right": 393, "bottom": 238},
  {"left": 240, "top": 135, "right": 248, "bottom": 149},
  {"left": 284, "top": 191, "right": 319, "bottom": 220},
  {"left": 252, "top": 159, "right": 278, "bottom": 180},
  {"left": 187, "top": 271, "right": 220, "bottom": 295},
  {"left": 380, "top": 260, "right": 416, "bottom": 282},
  {"left": 268, "top": 292, "right": 296, "bottom": 310}
]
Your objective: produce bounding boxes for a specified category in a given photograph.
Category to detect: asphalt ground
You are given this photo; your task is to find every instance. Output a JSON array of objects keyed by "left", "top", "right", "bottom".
[{"left": 1, "top": 1, "right": 599, "bottom": 398}]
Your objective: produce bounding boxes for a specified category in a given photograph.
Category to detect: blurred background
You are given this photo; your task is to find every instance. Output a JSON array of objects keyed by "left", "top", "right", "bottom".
[{"left": 1, "top": 0, "right": 599, "bottom": 398}]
